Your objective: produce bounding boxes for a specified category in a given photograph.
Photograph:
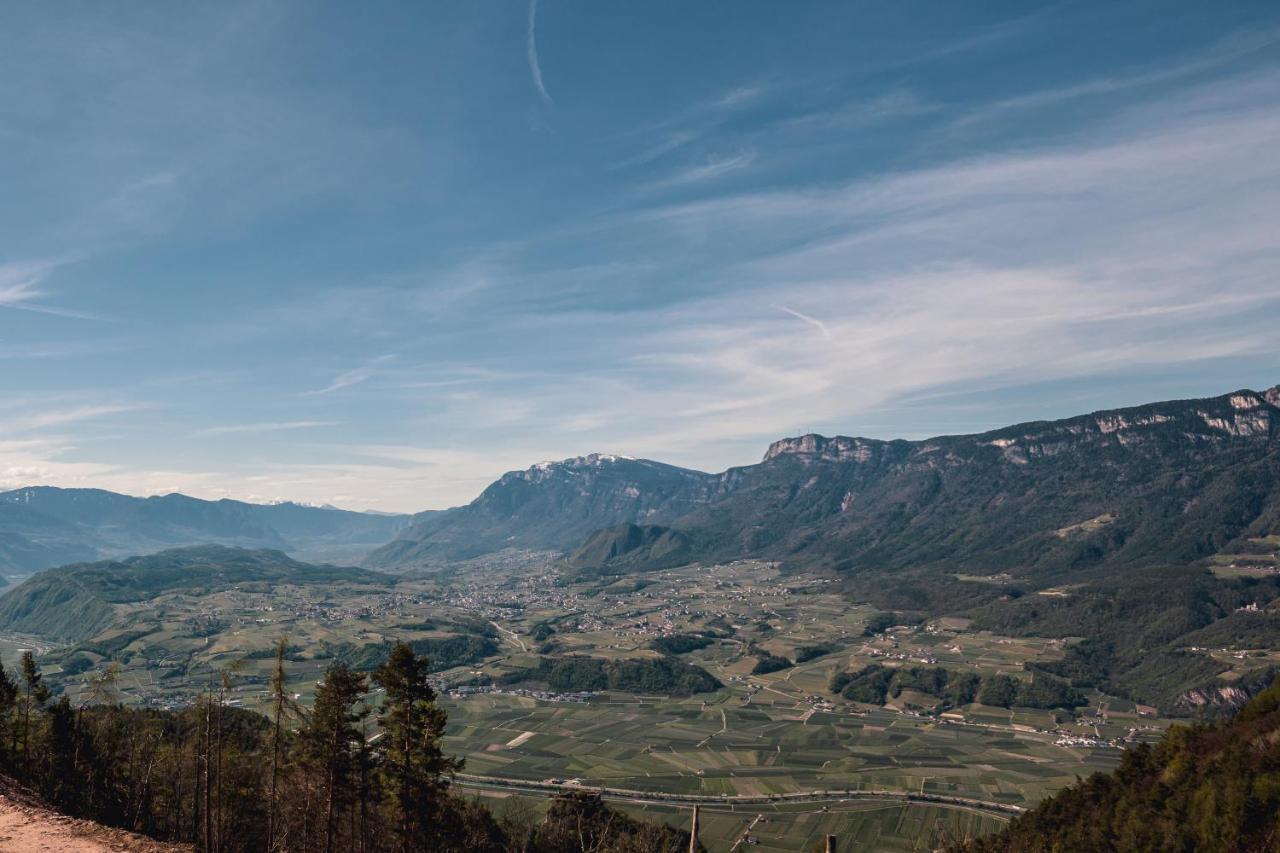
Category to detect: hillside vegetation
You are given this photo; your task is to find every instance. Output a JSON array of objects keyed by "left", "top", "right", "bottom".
[
  {"left": 0, "top": 545, "right": 392, "bottom": 642},
  {"left": 561, "top": 523, "right": 696, "bottom": 577},
  {"left": 953, "top": 677, "right": 1280, "bottom": 852},
  {"left": 501, "top": 654, "right": 722, "bottom": 696},
  {"left": 0, "top": 641, "right": 698, "bottom": 852}
]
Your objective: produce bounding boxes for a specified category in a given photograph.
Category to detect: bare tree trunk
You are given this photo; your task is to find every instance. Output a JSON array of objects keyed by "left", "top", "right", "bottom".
[
  {"left": 20, "top": 683, "right": 30, "bottom": 774},
  {"left": 324, "top": 763, "right": 338, "bottom": 853},
  {"left": 215, "top": 690, "right": 224, "bottom": 853},
  {"left": 268, "top": 640, "right": 287, "bottom": 851},
  {"left": 203, "top": 693, "right": 212, "bottom": 853}
]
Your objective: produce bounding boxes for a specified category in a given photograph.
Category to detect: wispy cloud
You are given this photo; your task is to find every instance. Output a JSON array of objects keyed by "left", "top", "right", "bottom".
[
  {"left": 527, "top": 0, "right": 553, "bottom": 105},
  {"left": 1, "top": 404, "right": 147, "bottom": 435},
  {"left": 614, "top": 83, "right": 769, "bottom": 170},
  {"left": 647, "top": 151, "right": 755, "bottom": 191},
  {"left": 0, "top": 260, "right": 111, "bottom": 321},
  {"left": 950, "top": 27, "right": 1280, "bottom": 132},
  {"left": 303, "top": 356, "right": 397, "bottom": 396},
  {"left": 195, "top": 420, "right": 340, "bottom": 437},
  {"left": 774, "top": 305, "right": 831, "bottom": 340},
  {"left": 510, "top": 69, "right": 1280, "bottom": 463},
  {"left": 0, "top": 340, "right": 131, "bottom": 360},
  {"left": 780, "top": 89, "right": 938, "bottom": 133}
]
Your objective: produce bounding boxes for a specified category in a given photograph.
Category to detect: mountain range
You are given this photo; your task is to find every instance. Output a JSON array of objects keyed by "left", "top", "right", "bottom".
[
  {"left": 375, "top": 384, "right": 1280, "bottom": 585},
  {"left": 7, "top": 385, "right": 1277, "bottom": 584},
  {"left": 0, "top": 487, "right": 410, "bottom": 575}
]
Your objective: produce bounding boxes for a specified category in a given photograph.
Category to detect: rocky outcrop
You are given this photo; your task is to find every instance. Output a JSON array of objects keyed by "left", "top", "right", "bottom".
[{"left": 1175, "top": 668, "right": 1279, "bottom": 715}]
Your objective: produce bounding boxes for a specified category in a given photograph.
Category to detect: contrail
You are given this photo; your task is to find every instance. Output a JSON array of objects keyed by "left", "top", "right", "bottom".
[
  {"left": 775, "top": 304, "right": 832, "bottom": 340},
  {"left": 527, "top": 0, "right": 553, "bottom": 105}
]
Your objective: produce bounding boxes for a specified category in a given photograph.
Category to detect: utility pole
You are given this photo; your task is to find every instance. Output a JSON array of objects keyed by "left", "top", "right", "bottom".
[{"left": 825, "top": 834, "right": 837, "bottom": 853}]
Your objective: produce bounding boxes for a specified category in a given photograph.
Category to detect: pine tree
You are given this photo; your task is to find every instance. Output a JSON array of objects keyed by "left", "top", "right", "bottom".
[
  {"left": 304, "top": 662, "right": 369, "bottom": 853},
  {"left": 267, "top": 637, "right": 292, "bottom": 851},
  {"left": 0, "top": 658, "right": 18, "bottom": 765},
  {"left": 372, "top": 643, "right": 462, "bottom": 852},
  {"left": 46, "top": 695, "right": 77, "bottom": 807},
  {"left": 19, "top": 651, "right": 49, "bottom": 772}
]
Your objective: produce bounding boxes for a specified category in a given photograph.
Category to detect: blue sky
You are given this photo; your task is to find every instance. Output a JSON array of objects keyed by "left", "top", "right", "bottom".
[{"left": 2, "top": 1, "right": 1279, "bottom": 511}]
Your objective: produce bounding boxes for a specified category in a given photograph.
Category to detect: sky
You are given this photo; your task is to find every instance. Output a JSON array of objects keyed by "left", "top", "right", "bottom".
[{"left": 2, "top": 1, "right": 1280, "bottom": 512}]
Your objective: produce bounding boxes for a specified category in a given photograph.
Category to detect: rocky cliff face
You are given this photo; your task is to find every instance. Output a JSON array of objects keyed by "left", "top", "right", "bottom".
[
  {"left": 611, "top": 385, "right": 1280, "bottom": 579},
  {"left": 1174, "top": 667, "right": 1280, "bottom": 715}
]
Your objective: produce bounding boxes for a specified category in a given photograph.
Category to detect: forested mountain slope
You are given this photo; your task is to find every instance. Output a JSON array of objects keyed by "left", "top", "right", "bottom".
[
  {"left": 380, "top": 385, "right": 1280, "bottom": 579},
  {"left": 954, "top": 676, "right": 1280, "bottom": 852},
  {"left": 628, "top": 385, "right": 1280, "bottom": 579}
]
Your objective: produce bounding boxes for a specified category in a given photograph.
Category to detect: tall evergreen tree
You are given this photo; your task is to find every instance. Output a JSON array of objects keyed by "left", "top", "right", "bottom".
[
  {"left": 372, "top": 643, "right": 462, "bottom": 852},
  {"left": 267, "top": 637, "right": 292, "bottom": 851},
  {"left": 371, "top": 644, "right": 460, "bottom": 850},
  {"left": 19, "top": 651, "right": 49, "bottom": 771},
  {"left": 305, "top": 662, "right": 369, "bottom": 853},
  {"left": 0, "top": 658, "right": 18, "bottom": 763},
  {"left": 46, "top": 695, "right": 77, "bottom": 807}
]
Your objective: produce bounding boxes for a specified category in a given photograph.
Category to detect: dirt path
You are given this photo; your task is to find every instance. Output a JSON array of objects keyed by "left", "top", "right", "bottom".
[
  {"left": 0, "top": 792, "right": 187, "bottom": 852},
  {"left": 490, "top": 620, "right": 528, "bottom": 652}
]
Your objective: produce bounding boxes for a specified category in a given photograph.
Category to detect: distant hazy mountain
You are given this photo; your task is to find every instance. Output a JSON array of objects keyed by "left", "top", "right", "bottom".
[
  {"left": 0, "top": 544, "right": 392, "bottom": 642},
  {"left": 365, "top": 454, "right": 712, "bottom": 568},
  {"left": 0, "top": 487, "right": 410, "bottom": 573}
]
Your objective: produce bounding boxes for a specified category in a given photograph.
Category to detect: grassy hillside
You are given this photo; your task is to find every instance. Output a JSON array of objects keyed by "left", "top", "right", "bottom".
[{"left": 953, "top": 677, "right": 1280, "bottom": 852}]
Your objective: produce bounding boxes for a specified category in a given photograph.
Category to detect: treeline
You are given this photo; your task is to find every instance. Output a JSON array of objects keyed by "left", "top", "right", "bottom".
[
  {"left": 0, "top": 643, "right": 699, "bottom": 852},
  {"left": 750, "top": 652, "right": 793, "bottom": 675},
  {"left": 794, "top": 643, "right": 840, "bottom": 663},
  {"left": 502, "top": 655, "right": 721, "bottom": 697},
  {"left": 648, "top": 634, "right": 712, "bottom": 655},
  {"left": 831, "top": 664, "right": 1084, "bottom": 710},
  {"left": 951, "top": 677, "right": 1280, "bottom": 852},
  {"left": 323, "top": 635, "right": 498, "bottom": 672}
]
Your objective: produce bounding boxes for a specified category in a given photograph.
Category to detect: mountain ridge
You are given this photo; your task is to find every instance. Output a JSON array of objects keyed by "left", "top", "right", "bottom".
[
  {"left": 365, "top": 454, "right": 713, "bottom": 568},
  {"left": 0, "top": 486, "right": 411, "bottom": 573},
  {"left": 367, "top": 384, "right": 1280, "bottom": 575}
]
